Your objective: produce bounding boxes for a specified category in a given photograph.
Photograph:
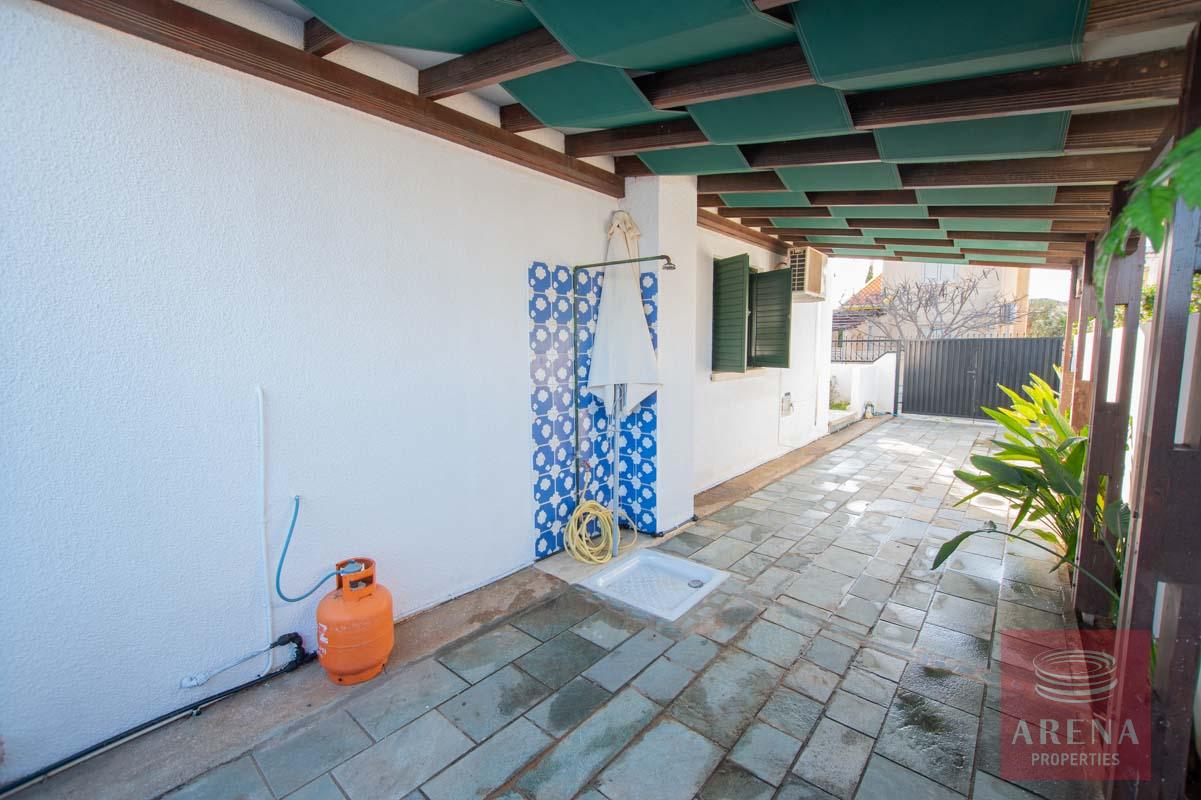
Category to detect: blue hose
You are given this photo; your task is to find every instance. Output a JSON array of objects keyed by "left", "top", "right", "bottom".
[{"left": 274, "top": 496, "right": 353, "bottom": 603}]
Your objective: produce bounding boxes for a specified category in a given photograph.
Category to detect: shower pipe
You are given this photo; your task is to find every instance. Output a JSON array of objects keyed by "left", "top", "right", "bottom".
[{"left": 569, "top": 254, "right": 673, "bottom": 539}]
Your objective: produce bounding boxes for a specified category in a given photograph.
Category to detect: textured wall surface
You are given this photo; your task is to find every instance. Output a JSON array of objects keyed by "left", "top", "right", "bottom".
[
  {"left": 0, "top": 0, "right": 617, "bottom": 781},
  {"left": 693, "top": 228, "right": 833, "bottom": 493}
]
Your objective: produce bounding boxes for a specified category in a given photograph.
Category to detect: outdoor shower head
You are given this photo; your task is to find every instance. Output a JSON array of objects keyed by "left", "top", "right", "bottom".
[{"left": 661, "top": 257, "right": 676, "bottom": 270}]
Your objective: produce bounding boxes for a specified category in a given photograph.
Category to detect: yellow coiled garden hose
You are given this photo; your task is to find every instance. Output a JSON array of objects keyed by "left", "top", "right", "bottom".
[{"left": 564, "top": 500, "right": 636, "bottom": 564}]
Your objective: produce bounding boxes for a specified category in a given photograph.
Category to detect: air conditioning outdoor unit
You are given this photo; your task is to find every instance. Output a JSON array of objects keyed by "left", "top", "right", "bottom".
[{"left": 789, "top": 246, "right": 825, "bottom": 302}]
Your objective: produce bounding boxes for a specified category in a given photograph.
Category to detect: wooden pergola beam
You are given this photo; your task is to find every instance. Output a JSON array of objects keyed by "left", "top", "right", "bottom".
[
  {"left": 741, "top": 133, "right": 880, "bottom": 169},
  {"left": 303, "top": 17, "right": 347, "bottom": 58},
  {"left": 1085, "top": 0, "right": 1201, "bottom": 33},
  {"left": 1064, "top": 106, "right": 1177, "bottom": 152},
  {"left": 893, "top": 250, "right": 965, "bottom": 259},
  {"left": 566, "top": 118, "right": 708, "bottom": 158},
  {"left": 898, "top": 152, "right": 1144, "bottom": 187},
  {"left": 927, "top": 204, "right": 1111, "bottom": 219},
  {"left": 844, "top": 217, "right": 940, "bottom": 229},
  {"left": 696, "top": 171, "right": 787, "bottom": 193},
  {"left": 697, "top": 193, "right": 725, "bottom": 207},
  {"left": 848, "top": 48, "right": 1185, "bottom": 129},
  {"left": 614, "top": 156, "right": 654, "bottom": 177},
  {"left": 40, "top": 0, "right": 623, "bottom": 198},
  {"left": 717, "top": 207, "right": 831, "bottom": 219},
  {"left": 961, "top": 247, "right": 1083, "bottom": 258},
  {"left": 499, "top": 103, "right": 543, "bottom": 133},
  {"left": 874, "top": 237, "right": 956, "bottom": 247},
  {"left": 762, "top": 227, "right": 865, "bottom": 237},
  {"left": 697, "top": 209, "right": 788, "bottom": 254},
  {"left": 635, "top": 44, "right": 813, "bottom": 109},
  {"left": 418, "top": 28, "right": 573, "bottom": 100},
  {"left": 803, "top": 190, "right": 919, "bottom": 206},
  {"left": 944, "top": 230, "right": 1089, "bottom": 242},
  {"left": 1055, "top": 185, "right": 1117, "bottom": 204}
]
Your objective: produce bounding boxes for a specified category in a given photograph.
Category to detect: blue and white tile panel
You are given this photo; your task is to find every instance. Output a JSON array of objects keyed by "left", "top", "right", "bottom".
[{"left": 529, "top": 262, "right": 658, "bottom": 560}]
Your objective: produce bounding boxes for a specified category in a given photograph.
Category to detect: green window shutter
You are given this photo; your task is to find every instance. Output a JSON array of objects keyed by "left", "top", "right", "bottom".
[
  {"left": 748, "top": 267, "right": 792, "bottom": 369},
  {"left": 712, "top": 254, "right": 750, "bottom": 373}
]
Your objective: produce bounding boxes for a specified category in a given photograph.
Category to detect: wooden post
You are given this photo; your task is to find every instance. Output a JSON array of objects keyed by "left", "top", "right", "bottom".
[
  {"left": 1060, "top": 261, "right": 1083, "bottom": 414},
  {"left": 1072, "top": 234, "right": 1143, "bottom": 619},
  {"left": 1071, "top": 243, "right": 1099, "bottom": 428},
  {"left": 1105, "top": 201, "right": 1201, "bottom": 800}
]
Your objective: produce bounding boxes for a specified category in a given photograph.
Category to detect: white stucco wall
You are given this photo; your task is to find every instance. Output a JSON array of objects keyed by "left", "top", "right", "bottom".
[
  {"left": 0, "top": 0, "right": 622, "bottom": 782},
  {"left": 692, "top": 230, "right": 832, "bottom": 493},
  {"left": 830, "top": 355, "right": 897, "bottom": 418}
]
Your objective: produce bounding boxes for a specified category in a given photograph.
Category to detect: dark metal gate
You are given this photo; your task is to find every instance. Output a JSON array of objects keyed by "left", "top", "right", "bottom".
[{"left": 902, "top": 337, "right": 1061, "bottom": 418}]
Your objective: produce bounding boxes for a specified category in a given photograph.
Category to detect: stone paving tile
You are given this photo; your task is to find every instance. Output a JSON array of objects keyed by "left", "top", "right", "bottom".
[
  {"left": 663, "top": 633, "right": 720, "bottom": 671},
  {"left": 630, "top": 656, "right": 693, "bottom": 704},
  {"left": 345, "top": 659, "right": 468, "bottom": 739},
  {"left": 879, "top": 600, "right": 925, "bottom": 630},
  {"left": 727, "top": 522, "right": 776, "bottom": 544},
  {"left": 914, "top": 623, "right": 990, "bottom": 670},
  {"left": 972, "top": 770, "right": 1044, "bottom": 799},
  {"left": 437, "top": 624, "right": 540, "bottom": 684},
  {"left": 1003, "top": 555, "right": 1067, "bottom": 591},
  {"left": 657, "top": 530, "right": 713, "bottom": 556},
  {"left": 762, "top": 602, "right": 824, "bottom": 637},
  {"left": 730, "top": 551, "right": 778, "bottom": 578},
  {"left": 870, "top": 619, "right": 918, "bottom": 649},
  {"left": 691, "top": 536, "right": 757, "bottom": 569},
  {"left": 835, "top": 594, "right": 883, "bottom": 627},
  {"left": 849, "top": 574, "right": 894, "bottom": 603},
  {"left": 710, "top": 505, "right": 757, "bottom": 524},
  {"left": 169, "top": 756, "right": 271, "bottom": 800},
  {"left": 839, "top": 667, "right": 896, "bottom": 708},
  {"left": 421, "top": 717, "right": 551, "bottom": 800},
  {"left": 939, "top": 569, "right": 1000, "bottom": 606},
  {"left": 783, "top": 658, "right": 840, "bottom": 703},
  {"left": 1000, "top": 579, "right": 1064, "bottom": 614},
  {"left": 777, "top": 775, "right": 839, "bottom": 799},
  {"left": 898, "top": 661, "right": 985, "bottom": 716},
  {"left": 438, "top": 665, "right": 550, "bottom": 742},
  {"left": 813, "top": 546, "right": 872, "bottom": 577},
  {"left": 754, "top": 536, "right": 794, "bottom": 558},
  {"left": 333, "top": 711, "right": 471, "bottom": 800},
  {"left": 694, "top": 595, "right": 763, "bottom": 644},
  {"left": 784, "top": 565, "right": 853, "bottom": 611},
  {"left": 826, "top": 689, "right": 887, "bottom": 737},
  {"left": 875, "top": 690, "right": 978, "bottom": 794},
  {"left": 512, "top": 592, "right": 600, "bottom": 641},
  {"left": 690, "top": 520, "right": 732, "bottom": 538},
  {"left": 891, "top": 578, "right": 937, "bottom": 610},
  {"left": 776, "top": 552, "right": 814, "bottom": 571},
  {"left": 750, "top": 509, "right": 804, "bottom": 531},
  {"left": 944, "top": 551, "right": 1003, "bottom": 582},
  {"left": 283, "top": 775, "right": 344, "bottom": 800},
  {"left": 927, "top": 592, "right": 996, "bottom": 639},
  {"left": 571, "top": 609, "right": 643, "bottom": 649},
  {"left": 736, "top": 618, "right": 806, "bottom": 667},
  {"left": 516, "top": 631, "right": 608, "bottom": 689},
  {"left": 854, "top": 754, "right": 962, "bottom": 800},
  {"left": 744, "top": 565, "right": 798, "bottom": 597},
  {"left": 758, "top": 685, "right": 821, "bottom": 742},
  {"left": 253, "top": 712, "right": 371, "bottom": 797},
  {"left": 863, "top": 559, "right": 904, "bottom": 583},
  {"left": 515, "top": 689, "right": 659, "bottom": 800},
  {"left": 698, "top": 762, "right": 775, "bottom": 800},
  {"left": 852, "top": 648, "right": 907, "bottom": 682},
  {"left": 670, "top": 649, "right": 783, "bottom": 747},
  {"left": 596, "top": 718, "right": 723, "bottom": 800},
  {"left": 524, "top": 676, "right": 610, "bottom": 737},
  {"left": 582, "top": 627, "right": 672, "bottom": 691},
  {"left": 805, "top": 634, "right": 856, "bottom": 674},
  {"left": 792, "top": 718, "right": 874, "bottom": 799},
  {"left": 996, "top": 598, "right": 1068, "bottom": 635},
  {"left": 729, "top": 721, "right": 802, "bottom": 786}
]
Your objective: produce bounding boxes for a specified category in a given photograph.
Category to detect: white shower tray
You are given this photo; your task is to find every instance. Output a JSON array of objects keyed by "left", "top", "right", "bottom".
[{"left": 580, "top": 549, "right": 727, "bottom": 621}]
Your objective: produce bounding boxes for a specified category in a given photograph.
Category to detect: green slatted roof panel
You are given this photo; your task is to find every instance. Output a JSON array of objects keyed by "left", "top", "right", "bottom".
[
  {"left": 503, "top": 63, "right": 687, "bottom": 129},
  {"left": 887, "top": 243, "right": 962, "bottom": 252},
  {"left": 777, "top": 162, "right": 902, "bottom": 192},
  {"left": 299, "top": 0, "right": 538, "bottom": 52},
  {"left": 954, "top": 238, "right": 1053, "bottom": 250},
  {"left": 860, "top": 228, "right": 949, "bottom": 240},
  {"left": 688, "top": 86, "right": 853, "bottom": 145},
  {"left": 828, "top": 205, "right": 928, "bottom": 218},
  {"left": 874, "top": 113, "right": 1070, "bottom": 162},
  {"left": 900, "top": 255, "right": 969, "bottom": 264},
  {"left": 791, "top": 0, "right": 1087, "bottom": 90},
  {"left": 722, "top": 192, "right": 811, "bottom": 207},
  {"left": 938, "top": 218, "right": 1054, "bottom": 232},
  {"left": 915, "top": 186, "right": 1058, "bottom": 205},
  {"left": 522, "top": 0, "right": 795, "bottom": 71},
  {"left": 769, "top": 217, "right": 851, "bottom": 228},
  {"left": 638, "top": 145, "right": 751, "bottom": 175}
]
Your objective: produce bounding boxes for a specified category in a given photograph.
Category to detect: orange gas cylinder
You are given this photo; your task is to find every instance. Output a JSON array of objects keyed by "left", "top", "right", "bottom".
[{"left": 315, "top": 558, "right": 394, "bottom": 685}]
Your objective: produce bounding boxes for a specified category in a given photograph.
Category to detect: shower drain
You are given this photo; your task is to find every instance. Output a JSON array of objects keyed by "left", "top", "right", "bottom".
[{"left": 688, "top": 579, "right": 704, "bottom": 588}]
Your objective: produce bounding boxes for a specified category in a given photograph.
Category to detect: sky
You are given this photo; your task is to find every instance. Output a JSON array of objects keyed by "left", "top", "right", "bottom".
[{"left": 825, "top": 258, "right": 1070, "bottom": 305}]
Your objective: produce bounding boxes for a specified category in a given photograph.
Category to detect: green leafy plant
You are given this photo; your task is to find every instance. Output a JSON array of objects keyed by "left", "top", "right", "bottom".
[
  {"left": 933, "top": 375, "right": 1126, "bottom": 610},
  {"left": 1095, "top": 127, "right": 1201, "bottom": 320}
]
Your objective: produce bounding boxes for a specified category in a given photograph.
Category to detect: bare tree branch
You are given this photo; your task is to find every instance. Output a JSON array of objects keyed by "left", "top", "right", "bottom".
[{"left": 861, "top": 269, "right": 1027, "bottom": 340}]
